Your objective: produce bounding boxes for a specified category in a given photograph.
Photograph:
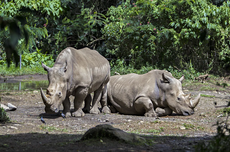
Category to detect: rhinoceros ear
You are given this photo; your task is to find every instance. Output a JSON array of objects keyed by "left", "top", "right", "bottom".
[
  {"left": 42, "top": 62, "right": 51, "bottom": 72},
  {"left": 162, "top": 73, "right": 173, "bottom": 83},
  {"left": 60, "top": 61, "right": 67, "bottom": 73}
]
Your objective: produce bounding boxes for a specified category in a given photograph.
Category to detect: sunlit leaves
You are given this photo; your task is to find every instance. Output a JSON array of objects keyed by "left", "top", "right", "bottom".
[{"left": 103, "top": 0, "right": 230, "bottom": 72}]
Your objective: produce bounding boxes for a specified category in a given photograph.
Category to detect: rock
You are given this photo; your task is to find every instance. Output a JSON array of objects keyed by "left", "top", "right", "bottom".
[
  {"left": 81, "top": 124, "right": 146, "bottom": 143},
  {"left": 199, "top": 113, "right": 206, "bottom": 117},
  {"left": 7, "top": 103, "right": 17, "bottom": 111},
  {"left": 33, "top": 90, "right": 39, "bottom": 93},
  {"left": 180, "top": 126, "right": 186, "bottom": 130},
  {"left": 9, "top": 126, "right": 18, "bottom": 130}
]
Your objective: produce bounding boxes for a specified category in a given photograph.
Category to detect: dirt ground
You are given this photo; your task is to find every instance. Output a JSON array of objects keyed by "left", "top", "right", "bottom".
[{"left": 1, "top": 74, "right": 230, "bottom": 152}]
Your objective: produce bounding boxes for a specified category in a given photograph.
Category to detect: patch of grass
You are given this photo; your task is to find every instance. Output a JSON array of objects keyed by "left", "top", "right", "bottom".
[
  {"left": 200, "top": 86, "right": 225, "bottom": 91},
  {"left": 200, "top": 94, "right": 215, "bottom": 98},
  {"left": 183, "top": 123, "right": 195, "bottom": 130},
  {"left": 0, "top": 143, "right": 9, "bottom": 148},
  {"left": 217, "top": 107, "right": 230, "bottom": 117},
  {"left": 0, "top": 65, "right": 47, "bottom": 76},
  {"left": 200, "top": 86, "right": 217, "bottom": 91},
  {"left": 40, "top": 125, "right": 68, "bottom": 132},
  {"left": 129, "top": 128, "right": 164, "bottom": 135},
  {"left": 151, "top": 120, "right": 162, "bottom": 124},
  {"left": 183, "top": 123, "right": 204, "bottom": 131},
  {"left": 0, "top": 108, "right": 10, "bottom": 123},
  {"left": 216, "top": 82, "right": 229, "bottom": 88}
]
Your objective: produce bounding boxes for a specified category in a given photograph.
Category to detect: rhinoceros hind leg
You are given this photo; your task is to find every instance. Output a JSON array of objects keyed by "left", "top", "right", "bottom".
[
  {"left": 90, "top": 86, "right": 103, "bottom": 114},
  {"left": 155, "top": 107, "right": 172, "bottom": 117},
  {"left": 83, "top": 94, "right": 92, "bottom": 113},
  {"left": 134, "top": 97, "right": 157, "bottom": 117},
  {"left": 100, "top": 85, "right": 111, "bottom": 114}
]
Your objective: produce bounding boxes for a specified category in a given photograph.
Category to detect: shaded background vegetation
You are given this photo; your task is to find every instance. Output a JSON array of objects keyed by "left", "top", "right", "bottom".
[{"left": 1, "top": 0, "right": 230, "bottom": 77}]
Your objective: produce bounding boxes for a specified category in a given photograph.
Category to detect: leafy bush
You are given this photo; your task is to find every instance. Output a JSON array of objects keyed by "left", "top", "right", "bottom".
[
  {"left": 21, "top": 48, "right": 53, "bottom": 68},
  {"left": 110, "top": 59, "right": 155, "bottom": 76},
  {"left": 0, "top": 108, "right": 10, "bottom": 123},
  {"left": 103, "top": 0, "right": 230, "bottom": 74},
  {"left": 110, "top": 59, "right": 201, "bottom": 80}
]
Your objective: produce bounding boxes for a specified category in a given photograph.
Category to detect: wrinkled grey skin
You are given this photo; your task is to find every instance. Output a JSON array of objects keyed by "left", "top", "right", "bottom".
[
  {"left": 40, "top": 47, "right": 111, "bottom": 117},
  {"left": 107, "top": 70, "right": 200, "bottom": 117}
]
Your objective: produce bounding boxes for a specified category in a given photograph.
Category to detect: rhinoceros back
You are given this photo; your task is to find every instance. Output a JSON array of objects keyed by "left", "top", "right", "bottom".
[{"left": 57, "top": 47, "right": 110, "bottom": 93}]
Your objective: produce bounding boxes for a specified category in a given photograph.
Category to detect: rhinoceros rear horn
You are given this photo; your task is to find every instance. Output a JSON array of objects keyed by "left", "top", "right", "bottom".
[
  {"left": 40, "top": 88, "right": 51, "bottom": 105},
  {"left": 190, "top": 94, "right": 200, "bottom": 108},
  {"left": 179, "top": 75, "right": 184, "bottom": 82},
  {"left": 42, "top": 62, "right": 51, "bottom": 72}
]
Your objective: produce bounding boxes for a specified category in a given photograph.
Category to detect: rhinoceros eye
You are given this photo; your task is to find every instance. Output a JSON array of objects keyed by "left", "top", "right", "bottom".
[{"left": 58, "top": 92, "right": 62, "bottom": 97}]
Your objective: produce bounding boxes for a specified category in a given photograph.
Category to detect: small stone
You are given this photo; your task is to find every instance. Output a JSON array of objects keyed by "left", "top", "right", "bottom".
[
  {"left": 33, "top": 90, "right": 39, "bottom": 93},
  {"left": 180, "top": 126, "right": 186, "bottom": 130},
  {"left": 105, "top": 119, "right": 109, "bottom": 122},
  {"left": 9, "top": 126, "right": 18, "bottom": 130},
  {"left": 199, "top": 113, "right": 206, "bottom": 117}
]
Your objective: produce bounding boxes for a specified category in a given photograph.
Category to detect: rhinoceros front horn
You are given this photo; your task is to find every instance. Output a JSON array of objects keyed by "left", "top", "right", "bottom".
[
  {"left": 40, "top": 88, "right": 51, "bottom": 105},
  {"left": 190, "top": 94, "right": 200, "bottom": 108}
]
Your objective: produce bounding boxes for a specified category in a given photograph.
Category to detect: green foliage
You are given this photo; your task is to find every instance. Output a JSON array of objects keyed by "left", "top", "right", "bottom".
[
  {"left": 0, "top": 0, "right": 62, "bottom": 66},
  {"left": 21, "top": 48, "right": 53, "bottom": 68},
  {"left": 110, "top": 59, "right": 155, "bottom": 75},
  {"left": 103, "top": 0, "right": 230, "bottom": 74},
  {"left": 110, "top": 59, "right": 201, "bottom": 80},
  {"left": 0, "top": 108, "right": 10, "bottom": 123},
  {"left": 0, "top": 64, "right": 50, "bottom": 76}
]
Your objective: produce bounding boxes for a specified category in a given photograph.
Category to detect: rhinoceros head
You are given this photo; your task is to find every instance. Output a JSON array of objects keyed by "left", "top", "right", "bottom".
[
  {"left": 40, "top": 62, "right": 68, "bottom": 113},
  {"left": 161, "top": 73, "right": 200, "bottom": 116}
]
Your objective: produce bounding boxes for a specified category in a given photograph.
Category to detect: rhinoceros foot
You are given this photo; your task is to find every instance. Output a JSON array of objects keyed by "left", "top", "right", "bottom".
[
  {"left": 144, "top": 110, "right": 158, "bottom": 117},
  {"left": 72, "top": 109, "right": 85, "bottom": 117},
  {"left": 63, "top": 111, "right": 71, "bottom": 117},
  {"left": 101, "top": 106, "right": 111, "bottom": 114},
  {"left": 82, "top": 107, "right": 90, "bottom": 113},
  {"left": 90, "top": 107, "right": 100, "bottom": 114},
  {"left": 155, "top": 107, "right": 172, "bottom": 117}
]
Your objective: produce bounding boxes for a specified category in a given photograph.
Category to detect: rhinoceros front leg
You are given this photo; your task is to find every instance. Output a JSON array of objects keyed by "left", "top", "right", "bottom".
[
  {"left": 155, "top": 107, "right": 172, "bottom": 117},
  {"left": 72, "top": 87, "right": 88, "bottom": 117},
  {"left": 90, "top": 85, "right": 103, "bottom": 114},
  {"left": 62, "top": 97, "right": 71, "bottom": 117},
  {"left": 134, "top": 97, "right": 158, "bottom": 117}
]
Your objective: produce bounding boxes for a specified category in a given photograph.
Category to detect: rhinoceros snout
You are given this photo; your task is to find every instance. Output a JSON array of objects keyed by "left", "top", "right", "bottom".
[{"left": 182, "top": 110, "right": 194, "bottom": 116}]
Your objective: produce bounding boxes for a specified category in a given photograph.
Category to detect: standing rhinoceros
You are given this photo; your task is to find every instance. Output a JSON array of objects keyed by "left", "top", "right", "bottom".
[
  {"left": 40, "top": 47, "right": 111, "bottom": 117},
  {"left": 107, "top": 70, "right": 200, "bottom": 117}
]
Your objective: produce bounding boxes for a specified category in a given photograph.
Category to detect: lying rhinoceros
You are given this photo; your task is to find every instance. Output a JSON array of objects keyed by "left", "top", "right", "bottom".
[
  {"left": 40, "top": 47, "right": 111, "bottom": 117},
  {"left": 107, "top": 70, "right": 200, "bottom": 117}
]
